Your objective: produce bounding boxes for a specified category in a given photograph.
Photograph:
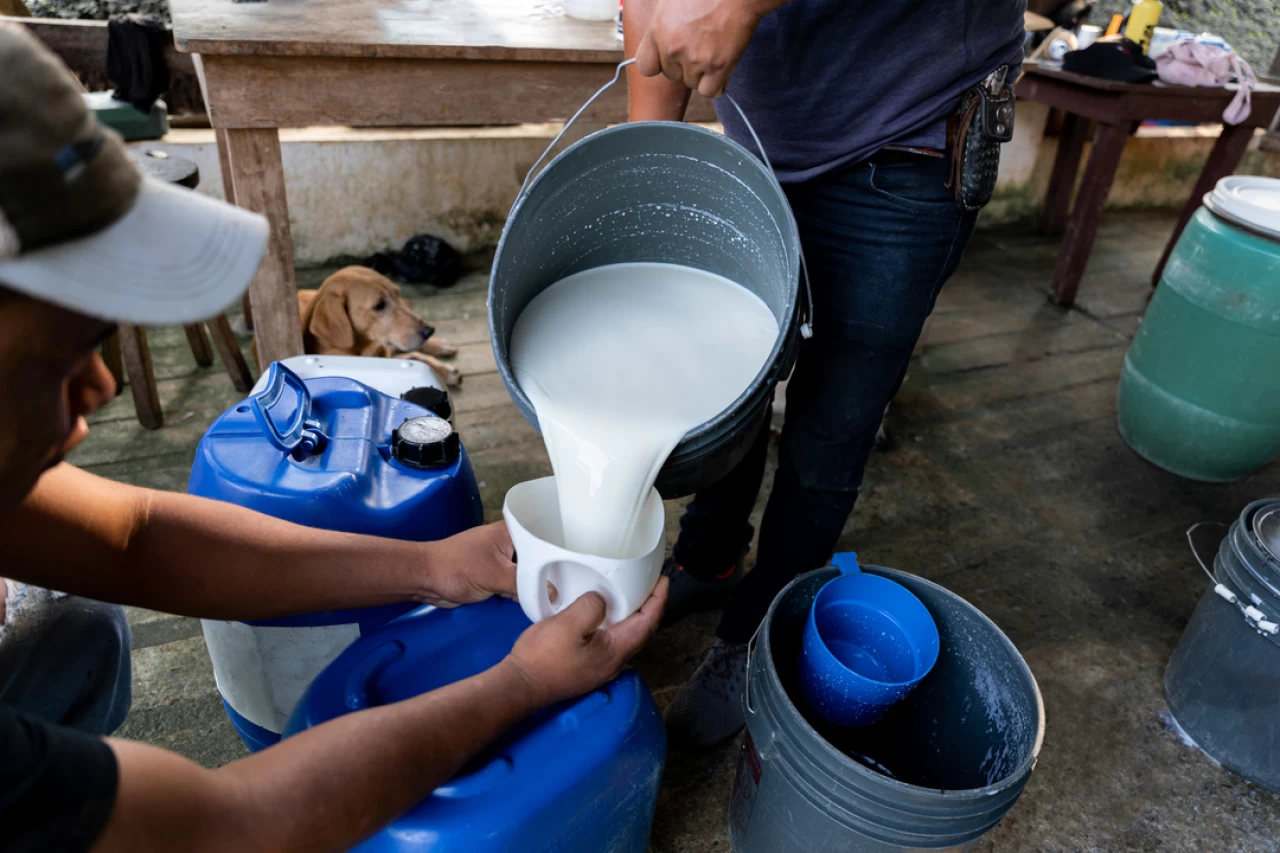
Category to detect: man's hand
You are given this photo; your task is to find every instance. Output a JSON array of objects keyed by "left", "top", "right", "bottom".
[
  {"left": 634, "top": 0, "right": 780, "bottom": 98},
  {"left": 419, "top": 521, "right": 517, "bottom": 607},
  {"left": 504, "top": 578, "right": 669, "bottom": 706}
]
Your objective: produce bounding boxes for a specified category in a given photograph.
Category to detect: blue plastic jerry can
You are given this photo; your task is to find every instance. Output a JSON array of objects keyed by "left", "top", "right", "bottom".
[
  {"left": 284, "top": 598, "right": 666, "bottom": 852},
  {"left": 188, "top": 363, "right": 484, "bottom": 751}
]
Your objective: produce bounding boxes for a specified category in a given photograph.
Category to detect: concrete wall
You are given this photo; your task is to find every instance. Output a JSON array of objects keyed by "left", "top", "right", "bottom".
[{"left": 133, "top": 108, "right": 1280, "bottom": 264}]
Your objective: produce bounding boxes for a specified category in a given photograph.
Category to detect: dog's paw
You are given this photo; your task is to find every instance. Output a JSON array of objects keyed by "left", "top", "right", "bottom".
[
  {"left": 438, "top": 365, "right": 463, "bottom": 388},
  {"left": 426, "top": 338, "right": 458, "bottom": 358}
]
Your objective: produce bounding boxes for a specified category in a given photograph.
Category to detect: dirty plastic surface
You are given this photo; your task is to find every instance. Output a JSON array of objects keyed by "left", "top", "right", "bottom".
[
  {"left": 1165, "top": 498, "right": 1280, "bottom": 792},
  {"left": 729, "top": 563, "right": 1044, "bottom": 853},
  {"left": 284, "top": 598, "right": 666, "bottom": 852}
]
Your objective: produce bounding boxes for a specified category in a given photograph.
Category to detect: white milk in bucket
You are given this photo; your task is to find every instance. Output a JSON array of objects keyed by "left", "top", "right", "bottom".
[{"left": 510, "top": 262, "right": 778, "bottom": 560}]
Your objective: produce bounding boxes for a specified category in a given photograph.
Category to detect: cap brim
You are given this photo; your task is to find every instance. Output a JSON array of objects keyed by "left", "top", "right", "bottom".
[{"left": 0, "top": 178, "right": 269, "bottom": 325}]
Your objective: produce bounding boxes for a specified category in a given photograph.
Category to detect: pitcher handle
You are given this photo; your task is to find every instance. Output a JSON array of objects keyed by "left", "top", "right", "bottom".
[
  {"left": 517, "top": 59, "right": 815, "bottom": 340},
  {"left": 831, "top": 551, "right": 862, "bottom": 576},
  {"left": 516, "top": 557, "right": 559, "bottom": 623}
]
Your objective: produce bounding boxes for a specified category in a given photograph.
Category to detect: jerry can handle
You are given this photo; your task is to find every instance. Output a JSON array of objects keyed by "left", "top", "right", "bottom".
[{"left": 249, "top": 362, "right": 322, "bottom": 454}]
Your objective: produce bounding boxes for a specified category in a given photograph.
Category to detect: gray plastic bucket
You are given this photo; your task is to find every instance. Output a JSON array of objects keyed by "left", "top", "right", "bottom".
[
  {"left": 731, "top": 566, "right": 1045, "bottom": 853},
  {"left": 488, "top": 121, "right": 802, "bottom": 498},
  {"left": 1164, "top": 499, "right": 1280, "bottom": 792}
]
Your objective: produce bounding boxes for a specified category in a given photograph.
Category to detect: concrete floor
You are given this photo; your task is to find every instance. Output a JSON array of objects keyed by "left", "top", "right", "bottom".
[{"left": 69, "top": 211, "right": 1280, "bottom": 852}]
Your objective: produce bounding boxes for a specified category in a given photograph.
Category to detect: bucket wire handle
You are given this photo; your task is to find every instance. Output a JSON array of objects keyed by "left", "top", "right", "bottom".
[
  {"left": 517, "top": 58, "right": 815, "bottom": 340},
  {"left": 743, "top": 619, "right": 762, "bottom": 716},
  {"left": 1185, "top": 522, "right": 1226, "bottom": 585},
  {"left": 1186, "top": 521, "right": 1280, "bottom": 642}
]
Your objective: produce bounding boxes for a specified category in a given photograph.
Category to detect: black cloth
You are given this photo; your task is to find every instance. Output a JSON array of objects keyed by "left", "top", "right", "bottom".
[
  {"left": 106, "top": 14, "right": 170, "bottom": 113},
  {"left": 1063, "top": 37, "right": 1159, "bottom": 83},
  {"left": 366, "top": 234, "right": 463, "bottom": 287},
  {"left": 0, "top": 704, "right": 119, "bottom": 853}
]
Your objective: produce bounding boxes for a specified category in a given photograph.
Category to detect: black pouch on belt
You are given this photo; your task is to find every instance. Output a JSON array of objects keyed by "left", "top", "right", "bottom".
[{"left": 946, "top": 66, "right": 1016, "bottom": 211}]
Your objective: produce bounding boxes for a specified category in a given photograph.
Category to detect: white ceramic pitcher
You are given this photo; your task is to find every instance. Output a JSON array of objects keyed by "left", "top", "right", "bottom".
[{"left": 505, "top": 477, "right": 664, "bottom": 627}]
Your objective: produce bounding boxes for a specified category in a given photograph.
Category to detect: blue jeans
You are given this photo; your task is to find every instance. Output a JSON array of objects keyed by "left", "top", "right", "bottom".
[
  {"left": 672, "top": 152, "right": 978, "bottom": 643},
  {"left": 0, "top": 582, "right": 132, "bottom": 734}
]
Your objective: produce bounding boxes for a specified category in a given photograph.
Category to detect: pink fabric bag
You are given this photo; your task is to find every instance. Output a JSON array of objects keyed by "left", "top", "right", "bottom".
[{"left": 1156, "top": 41, "right": 1256, "bottom": 124}]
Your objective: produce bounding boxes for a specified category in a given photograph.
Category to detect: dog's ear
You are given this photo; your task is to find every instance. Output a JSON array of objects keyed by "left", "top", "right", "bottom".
[{"left": 308, "top": 290, "right": 355, "bottom": 349}]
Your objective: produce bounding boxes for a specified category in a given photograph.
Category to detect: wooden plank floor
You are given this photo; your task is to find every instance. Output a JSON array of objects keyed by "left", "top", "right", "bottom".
[{"left": 67, "top": 212, "right": 1280, "bottom": 851}]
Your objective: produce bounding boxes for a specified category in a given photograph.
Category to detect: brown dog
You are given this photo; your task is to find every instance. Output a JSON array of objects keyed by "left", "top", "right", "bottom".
[{"left": 270, "top": 266, "right": 461, "bottom": 387}]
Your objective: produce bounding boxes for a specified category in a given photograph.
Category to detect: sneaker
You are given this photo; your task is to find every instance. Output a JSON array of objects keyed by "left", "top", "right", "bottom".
[
  {"left": 661, "top": 554, "right": 744, "bottom": 627},
  {"left": 664, "top": 639, "right": 749, "bottom": 748}
]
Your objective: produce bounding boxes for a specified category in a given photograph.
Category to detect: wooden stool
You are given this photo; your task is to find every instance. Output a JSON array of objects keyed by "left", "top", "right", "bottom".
[{"left": 101, "top": 150, "right": 254, "bottom": 429}]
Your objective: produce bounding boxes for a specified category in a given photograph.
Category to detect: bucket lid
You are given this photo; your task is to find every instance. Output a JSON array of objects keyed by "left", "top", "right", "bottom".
[{"left": 1209, "top": 176, "right": 1280, "bottom": 240}]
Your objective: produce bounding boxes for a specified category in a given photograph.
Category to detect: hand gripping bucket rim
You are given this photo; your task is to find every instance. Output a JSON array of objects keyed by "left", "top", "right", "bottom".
[
  {"left": 737, "top": 564, "right": 1045, "bottom": 850},
  {"left": 489, "top": 60, "right": 807, "bottom": 498}
]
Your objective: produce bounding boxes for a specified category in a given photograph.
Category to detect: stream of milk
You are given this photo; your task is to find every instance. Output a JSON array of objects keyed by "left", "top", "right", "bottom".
[{"left": 510, "top": 262, "right": 779, "bottom": 559}]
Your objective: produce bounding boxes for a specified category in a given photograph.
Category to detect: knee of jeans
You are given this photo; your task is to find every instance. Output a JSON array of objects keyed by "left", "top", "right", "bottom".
[
  {"left": 59, "top": 599, "right": 133, "bottom": 730},
  {"left": 64, "top": 598, "right": 132, "bottom": 655},
  {"left": 779, "top": 423, "right": 875, "bottom": 494}
]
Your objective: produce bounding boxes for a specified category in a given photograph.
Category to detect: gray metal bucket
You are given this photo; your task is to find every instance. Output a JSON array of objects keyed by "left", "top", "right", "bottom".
[
  {"left": 731, "top": 566, "right": 1045, "bottom": 852},
  {"left": 488, "top": 121, "right": 803, "bottom": 497},
  {"left": 1165, "top": 500, "right": 1280, "bottom": 792}
]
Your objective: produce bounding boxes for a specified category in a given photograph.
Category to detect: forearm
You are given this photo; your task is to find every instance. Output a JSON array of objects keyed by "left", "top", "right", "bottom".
[
  {"left": 96, "top": 659, "right": 539, "bottom": 853},
  {"left": 623, "top": 0, "right": 690, "bottom": 121},
  {"left": 0, "top": 464, "right": 429, "bottom": 619}
]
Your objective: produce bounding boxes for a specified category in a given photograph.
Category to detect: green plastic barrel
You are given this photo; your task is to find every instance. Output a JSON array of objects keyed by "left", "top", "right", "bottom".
[{"left": 1118, "top": 177, "right": 1280, "bottom": 482}]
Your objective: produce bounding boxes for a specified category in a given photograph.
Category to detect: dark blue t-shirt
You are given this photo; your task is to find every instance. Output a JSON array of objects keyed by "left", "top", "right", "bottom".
[{"left": 717, "top": 0, "right": 1027, "bottom": 182}]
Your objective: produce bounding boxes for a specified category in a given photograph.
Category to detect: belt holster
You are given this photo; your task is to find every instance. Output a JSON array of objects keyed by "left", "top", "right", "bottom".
[{"left": 947, "top": 66, "right": 1016, "bottom": 212}]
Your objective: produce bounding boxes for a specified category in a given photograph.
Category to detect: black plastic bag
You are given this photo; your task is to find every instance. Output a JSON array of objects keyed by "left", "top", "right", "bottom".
[{"left": 366, "top": 234, "right": 463, "bottom": 287}]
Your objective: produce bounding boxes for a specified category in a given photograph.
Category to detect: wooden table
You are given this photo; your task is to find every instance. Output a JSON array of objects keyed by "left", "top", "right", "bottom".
[
  {"left": 170, "top": 0, "right": 714, "bottom": 366},
  {"left": 1015, "top": 63, "right": 1280, "bottom": 306}
]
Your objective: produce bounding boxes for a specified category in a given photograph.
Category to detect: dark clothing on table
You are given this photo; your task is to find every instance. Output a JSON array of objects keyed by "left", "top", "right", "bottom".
[{"left": 673, "top": 152, "right": 977, "bottom": 643}]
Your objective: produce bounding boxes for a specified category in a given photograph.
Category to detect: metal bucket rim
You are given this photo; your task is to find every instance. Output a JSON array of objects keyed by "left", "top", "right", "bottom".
[
  {"left": 488, "top": 120, "right": 802, "bottom": 449},
  {"left": 1228, "top": 500, "right": 1280, "bottom": 602},
  {"left": 754, "top": 566, "right": 1047, "bottom": 800}
]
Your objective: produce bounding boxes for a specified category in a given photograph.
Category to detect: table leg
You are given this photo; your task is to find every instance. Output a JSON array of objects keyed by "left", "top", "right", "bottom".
[
  {"left": 1049, "top": 121, "right": 1129, "bottom": 306},
  {"left": 184, "top": 324, "right": 214, "bottom": 367},
  {"left": 215, "top": 128, "right": 254, "bottom": 331},
  {"left": 1150, "top": 122, "right": 1255, "bottom": 288},
  {"left": 118, "top": 324, "right": 163, "bottom": 430},
  {"left": 100, "top": 329, "right": 125, "bottom": 396},
  {"left": 1039, "top": 112, "right": 1090, "bottom": 236},
  {"left": 221, "top": 127, "right": 301, "bottom": 365},
  {"left": 207, "top": 314, "right": 255, "bottom": 393}
]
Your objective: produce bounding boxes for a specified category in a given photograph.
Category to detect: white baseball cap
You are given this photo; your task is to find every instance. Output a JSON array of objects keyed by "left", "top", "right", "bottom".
[{"left": 0, "top": 23, "right": 268, "bottom": 325}]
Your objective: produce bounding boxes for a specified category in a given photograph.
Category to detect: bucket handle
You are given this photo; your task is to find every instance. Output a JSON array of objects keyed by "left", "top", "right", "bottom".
[
  {"left": 1186, "top": 521, "right": 1280, "bottom": 642},
  {"left": 517, "top": 59, "right": 815, "bottom": 341},
  {"left": 744, "top": 618, "right": 761, "bottom": 717}
]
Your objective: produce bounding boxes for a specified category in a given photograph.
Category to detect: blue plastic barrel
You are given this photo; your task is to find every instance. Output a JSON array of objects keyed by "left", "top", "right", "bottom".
[
  {"left": 189, "top": 363, "right": 484, "bottom": 750},
  {"left": 285, "top": 598, "right": 666, "bottom": 852}
]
